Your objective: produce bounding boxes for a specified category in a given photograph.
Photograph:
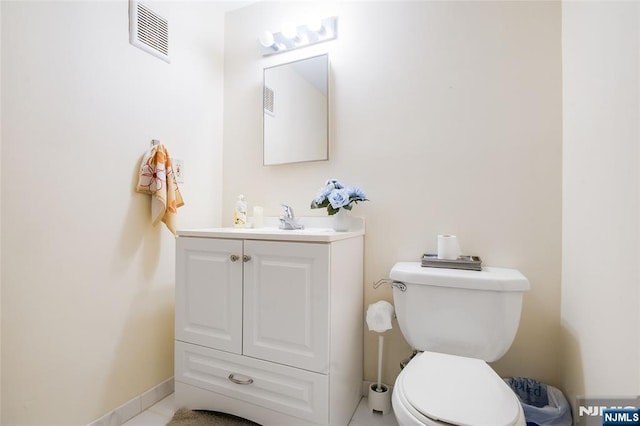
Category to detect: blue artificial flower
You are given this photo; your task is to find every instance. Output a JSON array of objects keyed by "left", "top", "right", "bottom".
[
  {"left": 325, "top": 178, "right": 344, "bottom": 189},
  {"left": 327, "top": 188, "right": 351, "bottom": 209},
  {"left": 348, "top": 187, "right": 367, "bottom": 201},
  {"left": 313, "top": 183, "right": 334, "bottom": 204}
]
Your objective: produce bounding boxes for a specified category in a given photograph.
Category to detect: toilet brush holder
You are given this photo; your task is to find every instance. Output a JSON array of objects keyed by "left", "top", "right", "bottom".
[{"left": 368, "top": 383, "right": 392, "bottom": 415}]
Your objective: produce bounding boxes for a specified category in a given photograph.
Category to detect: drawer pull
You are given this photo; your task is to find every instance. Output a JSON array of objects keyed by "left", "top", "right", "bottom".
[
  {"left": 228, "top": 373, "right": 254, "bottom": 385},
  {"left": 230, "top": 254, "right": 240, "bottom": 262}
]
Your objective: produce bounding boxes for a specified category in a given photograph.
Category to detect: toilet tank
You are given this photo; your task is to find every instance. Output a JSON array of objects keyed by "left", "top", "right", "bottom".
[{"left": 389, "top": 262, "right": 530, "bottom": 362}]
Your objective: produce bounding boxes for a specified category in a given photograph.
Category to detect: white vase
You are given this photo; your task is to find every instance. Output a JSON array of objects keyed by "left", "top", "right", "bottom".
[{"left": 332, "top": 209, "right": 350, "bottom": 232}]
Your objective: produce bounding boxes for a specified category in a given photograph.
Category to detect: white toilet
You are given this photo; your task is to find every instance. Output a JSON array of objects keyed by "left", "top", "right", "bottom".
[{"left": 389, "top": 262, "right": 530, "bottom": 426}]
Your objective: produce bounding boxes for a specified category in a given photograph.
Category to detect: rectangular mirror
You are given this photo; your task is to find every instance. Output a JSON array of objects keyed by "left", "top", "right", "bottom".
[{"left": 263, "top": 54, "right": 329, "bottom": 166}]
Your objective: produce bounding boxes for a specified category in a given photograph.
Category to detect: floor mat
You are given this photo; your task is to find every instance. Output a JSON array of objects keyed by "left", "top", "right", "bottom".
[{"left": 166, "top": 408, "right": 261, "bottom": 426}]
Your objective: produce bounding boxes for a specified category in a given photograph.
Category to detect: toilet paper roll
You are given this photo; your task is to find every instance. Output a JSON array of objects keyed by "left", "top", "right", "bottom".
[
  {"left": 437, "top": 234, "right": 461, "bottom": 260},
  {"left": 366, "top": 301, "right": 394, "bottom": 333}
]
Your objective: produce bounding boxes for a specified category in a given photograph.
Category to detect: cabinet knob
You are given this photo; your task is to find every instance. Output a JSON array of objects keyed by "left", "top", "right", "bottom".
[
  {"left": 230, "top": 254, "right": 240, "bottom": 262},
  {"left": 243, "top": 254, "right": 252, "bottom": 262},
  {"left": 228, "top": 373, "right": 254, "bottom": 385}
]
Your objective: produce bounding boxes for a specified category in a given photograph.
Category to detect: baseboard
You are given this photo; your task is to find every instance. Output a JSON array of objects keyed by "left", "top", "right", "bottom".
[
  {"left": 86, "top": 377, "right": 174, "bottom": 426},
  {"left": 88, "top": 378, "right": 378, "bottom": 425}
]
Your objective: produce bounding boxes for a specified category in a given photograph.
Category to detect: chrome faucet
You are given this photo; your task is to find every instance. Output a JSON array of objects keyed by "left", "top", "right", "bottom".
[{"left": 279, "top": 204, "right": 304, "bottom": 230}]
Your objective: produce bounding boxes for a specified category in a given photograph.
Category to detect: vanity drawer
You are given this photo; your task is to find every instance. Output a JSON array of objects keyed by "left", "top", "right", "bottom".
[{"left": 175, "top": 341, "right": 329, "bottom": 424}]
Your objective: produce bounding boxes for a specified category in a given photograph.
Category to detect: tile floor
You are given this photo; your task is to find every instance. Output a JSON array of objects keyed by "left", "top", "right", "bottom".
[{"left": 122, "top": 393, "right": 399, "bottom": 426}]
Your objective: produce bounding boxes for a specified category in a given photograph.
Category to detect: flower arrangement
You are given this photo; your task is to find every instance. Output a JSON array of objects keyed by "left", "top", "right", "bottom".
[{"left": 310, "top": 179, "right": 368, "bottom": 215}]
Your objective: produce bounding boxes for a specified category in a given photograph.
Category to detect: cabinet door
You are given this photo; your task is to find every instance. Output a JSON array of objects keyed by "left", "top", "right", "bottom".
[
  {"left": 243, "top": 240, "right": 330, "bottom": 373},
  {"left": 176, "top": 237, "right": 243, "bottom": 354}
]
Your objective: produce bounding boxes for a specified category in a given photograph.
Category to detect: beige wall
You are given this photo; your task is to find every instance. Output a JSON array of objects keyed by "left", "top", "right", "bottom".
[
  {"left": 1, "top": 1, "right": 225, "bottom": 424},
  {"left": 0, "top": 1, "right": 3, "bottom": 417},
  {"left": 224, "top": 1, "right": 563, "bottom": 388},
  {"left": 561, "top": 0, "right": 640, "bottom": 405}
]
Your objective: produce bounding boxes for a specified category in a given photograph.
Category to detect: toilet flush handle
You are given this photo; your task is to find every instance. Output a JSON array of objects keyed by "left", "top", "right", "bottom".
[{"left": 392, "top": 281, "right": 407, "bottom": 292}]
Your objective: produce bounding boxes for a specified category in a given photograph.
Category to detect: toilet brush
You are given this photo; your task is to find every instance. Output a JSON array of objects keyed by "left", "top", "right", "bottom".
[
  {"left": 376, "top": 335, "right": 384, "bottom": 392},
  {"left": 368, "top": 332, "right": 392, "bottom": 415},
  {"left": 366, "top": 301, "right": 394, "bottom": 415}
]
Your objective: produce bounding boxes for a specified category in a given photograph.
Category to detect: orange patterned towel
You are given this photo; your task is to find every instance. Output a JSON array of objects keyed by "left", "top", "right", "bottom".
[{"left": 136, "top": 143, "right": 184, "bottom": 235}]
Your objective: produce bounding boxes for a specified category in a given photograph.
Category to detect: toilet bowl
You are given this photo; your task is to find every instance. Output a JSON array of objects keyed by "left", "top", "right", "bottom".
[
  {"left": 391, "top": 351, "right": 525, "bottom": 426},
  {"left": 388, "top": 262, "right": 530, "bottom": 426}
]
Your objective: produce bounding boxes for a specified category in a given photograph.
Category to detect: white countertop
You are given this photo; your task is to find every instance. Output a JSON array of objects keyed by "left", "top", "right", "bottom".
[{"left": 177, "top": 216, "right": 365, "bottom": 243}]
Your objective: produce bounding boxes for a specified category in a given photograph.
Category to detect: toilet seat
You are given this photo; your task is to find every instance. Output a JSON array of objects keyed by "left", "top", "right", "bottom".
[{"left": 396, "top": 351, "right": 522, "bottom": 426}]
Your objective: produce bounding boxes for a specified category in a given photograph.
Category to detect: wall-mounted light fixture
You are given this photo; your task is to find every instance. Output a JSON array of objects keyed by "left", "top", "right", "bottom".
[{"left": 259, "top": 16, "right": 337, "bottom": 56}]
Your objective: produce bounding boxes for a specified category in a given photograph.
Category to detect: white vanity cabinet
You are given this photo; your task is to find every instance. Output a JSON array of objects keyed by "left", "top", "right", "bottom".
[{"left": 174, "top": 222, "right": 364, "bottom": 426}]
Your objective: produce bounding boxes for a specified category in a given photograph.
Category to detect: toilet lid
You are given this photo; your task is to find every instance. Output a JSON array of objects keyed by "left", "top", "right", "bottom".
[{"left": 402, "top": 351, "right": 520, "bottom": 426}]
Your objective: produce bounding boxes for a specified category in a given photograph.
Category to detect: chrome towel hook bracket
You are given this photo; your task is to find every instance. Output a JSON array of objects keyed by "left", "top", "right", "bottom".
[{"left": 373, "top": 278, "right": 393, "bottom": 289}]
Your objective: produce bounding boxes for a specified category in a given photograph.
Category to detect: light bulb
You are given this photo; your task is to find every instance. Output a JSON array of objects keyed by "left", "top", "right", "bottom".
[
  {"left": 259, "top": 30, "right": 275, "bottom": 48},
  {"left": 307, "top": 19, "right": 324, "bottom": 33},
  {"left": 324, "top": 26, "right": 334, "bottom": 39},
  {"left": 297, "top": 33, "right": 309, "bottom": 45},
  {"left": 281, "top": 22, "right": 298, "bottom": 40}
]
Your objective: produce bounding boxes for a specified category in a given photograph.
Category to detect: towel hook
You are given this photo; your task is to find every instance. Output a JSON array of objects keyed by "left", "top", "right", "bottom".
[{"left": 151, "top": 139, "right": 160, "bottom": 147}]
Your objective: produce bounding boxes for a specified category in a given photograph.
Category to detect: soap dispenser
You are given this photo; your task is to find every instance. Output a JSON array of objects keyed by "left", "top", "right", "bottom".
[{"left": 233, "top": 194, "right": 247, "bottom": 227}]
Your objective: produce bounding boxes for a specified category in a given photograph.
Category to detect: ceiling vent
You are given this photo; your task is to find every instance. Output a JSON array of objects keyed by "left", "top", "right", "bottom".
[{"left": 129, "top": 0, "right": 170, "bottom": 63}]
